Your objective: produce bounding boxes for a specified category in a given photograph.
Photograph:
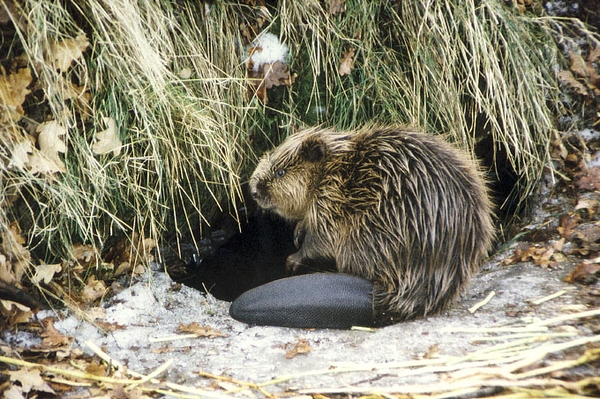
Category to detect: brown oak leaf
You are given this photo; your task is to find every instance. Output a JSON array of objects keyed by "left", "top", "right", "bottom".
[
  {"left": 339, "top": 47, "right": 356, "bottom": 76},
  {"left": 28, "top": 120, "right": 67, "bottom": 175},
  {"left": 92, "top": 117, "right": 122, "bottom": 156},
  {"left": 47, "top": 32, "right": 89, "bottom": 73},
  {"left": 283, "top": 338, "right": 312, "bottom": 359},
  {"left": 40, "top": 317, "right": 73, "bottom": 348},
  {"left": 0, "top": 66, "right": 32, "bottom": 124},
  {"left": 31, "top": 263, "right": 62, "bottom": 285},
  {"left": 9, "top": 368, "right": 55, "bottom": 395},
  {"left": 564, "top": 259, "right": 600, "bottom": 285},
  {"left": 557, "top": 214, "right": 581, "bottom": 239},
  {"left": 574, "top": 167, "right": 600, "bottom": 192},
  {"left": 81, "top": 275, "right": 107, "bottom": 304}
]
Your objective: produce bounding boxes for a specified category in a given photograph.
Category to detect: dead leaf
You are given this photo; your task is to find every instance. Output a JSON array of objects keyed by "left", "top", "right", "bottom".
[
  {"left": 0, "top": 221, "right": 31, "bottom": 284},
  {"left": 262, "top": 61, "right": 294, "bottom": 89},
  {"left": 533, "top": 246, "right": 556, "bottom": 269},
  {"left": 0, "top": 300, "right": 34, "bottom": 324},
  {"left": 284, "top": 338, "right": 312, "bottom": 358},
  {"left": 8, "top": 136, "right": 33, "bottom": 170},
  {"left": 40, "top": 317, "right": 73, "bottom": 348},
  {"left": 9, "top": 368, "right": 55, "bottom": 395},
  {"left": 47, "top": 33, "right": 89, "bottom": 73},
  {"left": 0, "top": 66, "right": 32, "bottom": 124},
  {"left": 557, "top": 214, "right": 580, "bottom": 239},
  {"left": 569, "top": 51, "right": 589, "bottom": 79},
  {"left": 95, "top": 320, "right": 126, "bottom": 332},
  {"left": 93, "top": 117, "right": 122, "bottom": 156},
  {"left": 339, "top": 47, "right": 356, "bottom": 76},
  {"left": 82, "top": 306, "right": 106, "bottom": 321},
  {"left": 423, "top": 343, "right": 441, "bottom": 359},
  {"left": 558, "top": 70, "right": 589, "bottom": 97},
  {"left": 31, "top": 263, "right": 62, "bottom": 284},
  {"left": 564, "top": 261, "right": 600, "bottom": 285},
  {"left": 103, "top": 234, "right": 157, "bottom": 277},
  {"left": 330, "top": 0, "right": 346, "bottom": 15},
  {"left": 85, "top": 361, "right": 108, "bottom": 377},
  {"left": 570, "top": 221, "right": 600, "bottom": 254},
  {"left": 574, "top": 167, "right": 600, "bottom": 191},
  {"left": 247, "top": 61, "right": 295, "bottom": 103},
  {"left": 502, "top": 244, "right": 559, "bottom": 268},
  {"left": 575, "top": 198, "right": 600, "bottom": 215},
  {"left": 177, "top": 322, "right": 228, "bottom": 338},
  {"left": 28, "top": 120, "right": 67, "bottom": 174},
  {"left": 70, "top": 243, "right": 100, "bottom": 267},
  {"left": 81, "top": 275, "right": 107, "bottom": 303}
]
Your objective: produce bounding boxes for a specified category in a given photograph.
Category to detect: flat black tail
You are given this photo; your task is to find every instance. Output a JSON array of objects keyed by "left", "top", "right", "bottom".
[{"left": 229, "top": 273, "right": 374, "bottom": 329}]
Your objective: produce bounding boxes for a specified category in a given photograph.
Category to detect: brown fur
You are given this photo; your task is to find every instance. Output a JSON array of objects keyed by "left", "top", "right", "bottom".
[{"left": 249, "top": 126, "right": 494, "bottom": 326}]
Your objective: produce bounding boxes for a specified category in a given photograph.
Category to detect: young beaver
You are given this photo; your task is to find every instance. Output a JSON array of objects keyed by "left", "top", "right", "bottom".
[{"left": 238, "top": 126, "right": 494, "bottom": 327}]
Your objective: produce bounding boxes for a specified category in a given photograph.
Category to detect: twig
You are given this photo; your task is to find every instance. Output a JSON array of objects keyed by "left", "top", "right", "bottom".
[
  {"left": 530, "top": 308, "right": 600, "bottom": 327},
  {"left": 531, "top": 290, "right": 566, "bottom": 305},
  {"left": 84, "top": 340, "right": 126, "bottom": 372},
  {"left": 165, "top": 382, "right": 237, "bottom": 399},
  {"left": 149, "top": 334, "right": 198, "bottom": 343},
  {"left": 468, "top": 290, "right": 495, "bottom": 313},
  {"left": 125, "top": 358, "right": 174, "bottom": 391}
]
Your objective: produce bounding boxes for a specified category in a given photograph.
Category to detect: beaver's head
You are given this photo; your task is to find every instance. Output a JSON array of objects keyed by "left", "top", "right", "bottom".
[{"left": 249, "top": 132, "right": 327, "bottom": 221}]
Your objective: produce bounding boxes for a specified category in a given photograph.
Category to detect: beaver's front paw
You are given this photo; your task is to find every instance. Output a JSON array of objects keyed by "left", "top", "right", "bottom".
[{"left": 285, "top": 252, "right": 304, "bottom": 274}]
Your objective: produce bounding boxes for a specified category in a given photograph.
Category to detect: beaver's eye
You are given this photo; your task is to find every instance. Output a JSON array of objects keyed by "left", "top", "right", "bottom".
[{"left": 275, "top": 169, "right": 286, "bottom": 178}]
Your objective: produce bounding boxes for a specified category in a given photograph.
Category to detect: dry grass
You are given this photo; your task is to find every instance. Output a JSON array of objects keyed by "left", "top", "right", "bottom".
[
  {"left": 1, "top": 1, "right": 262, "bottom": 265},
  {"left": 0, "top": 0, "right": 582, "bottom": 276}
]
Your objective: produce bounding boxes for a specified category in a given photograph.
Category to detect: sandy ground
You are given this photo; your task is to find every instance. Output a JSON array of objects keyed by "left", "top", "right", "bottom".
[{"left": 17, "top": 227, "right": 595, "bottom": 395}]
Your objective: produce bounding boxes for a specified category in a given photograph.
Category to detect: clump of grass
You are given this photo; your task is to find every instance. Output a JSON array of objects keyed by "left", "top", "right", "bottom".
[{"left": 1, "top": 0, "right": 274, "bottom": 270}]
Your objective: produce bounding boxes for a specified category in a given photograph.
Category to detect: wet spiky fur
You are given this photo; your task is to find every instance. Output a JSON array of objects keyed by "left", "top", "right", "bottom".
[{"left": 249, "top": 126, "right": 494, "bottom": 326}]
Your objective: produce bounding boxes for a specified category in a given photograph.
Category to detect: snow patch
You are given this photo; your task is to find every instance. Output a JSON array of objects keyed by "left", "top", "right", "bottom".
[
  {"left": 247, "top": 32, "right": 289, "bottom": 71},
  {"left": 578, "top": 128, "right": 600, "bottom": 142}
]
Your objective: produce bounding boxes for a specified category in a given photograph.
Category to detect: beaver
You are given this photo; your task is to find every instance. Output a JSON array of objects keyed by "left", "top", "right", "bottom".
[{"left": 230, "top": 125, "right": 494, "bottom": 327}]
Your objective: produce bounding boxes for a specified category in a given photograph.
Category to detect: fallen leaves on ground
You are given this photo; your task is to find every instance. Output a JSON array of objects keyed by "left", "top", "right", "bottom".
[
  {"left": 502, "top": 240, "right": 565, "bottom": 269},
  {"left": 0, "top": 221, "right": 30, "bottom": 284},
  {"left": 81, "top": 276, "right": 108, "bottom": 304},
  {"left": 7, "top": 368, "right": 56, "bottom": 397},
  {"left": 0, "top": 300, "right": 33, "bottom": 325},
  {"left": 40, "top": 317, "right": 73, "bottom": 348},
  {"left": 176, "top": 322, "right": 228, "bottom": 338},
  {"left": 103, "top": 233, "right": 157, "bottom": 277},
  {"left": 565, "top": 258, "right": 600, "bottom": 285},
  {"left": 558, "top": 43, "right": 600, "bottom": 101},
  {"left": 574, "top": 166, "right": 600, "bottom": 191},
  {"left": 282, "top": 338, "right": 313, "bottom": 359},
  {"left": 31, "top": 263, "right": 62, "bottom": 285}
]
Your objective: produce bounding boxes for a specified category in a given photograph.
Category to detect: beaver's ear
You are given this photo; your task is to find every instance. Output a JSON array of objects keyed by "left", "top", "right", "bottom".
[{"left": 299, "top": 136, "right": 326, "bottom": 163}]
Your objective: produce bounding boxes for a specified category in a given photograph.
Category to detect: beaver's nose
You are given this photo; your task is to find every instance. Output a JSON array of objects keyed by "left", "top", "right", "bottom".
[{"left": 250, "top": 187, "right": 258, "bottom": 199}]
